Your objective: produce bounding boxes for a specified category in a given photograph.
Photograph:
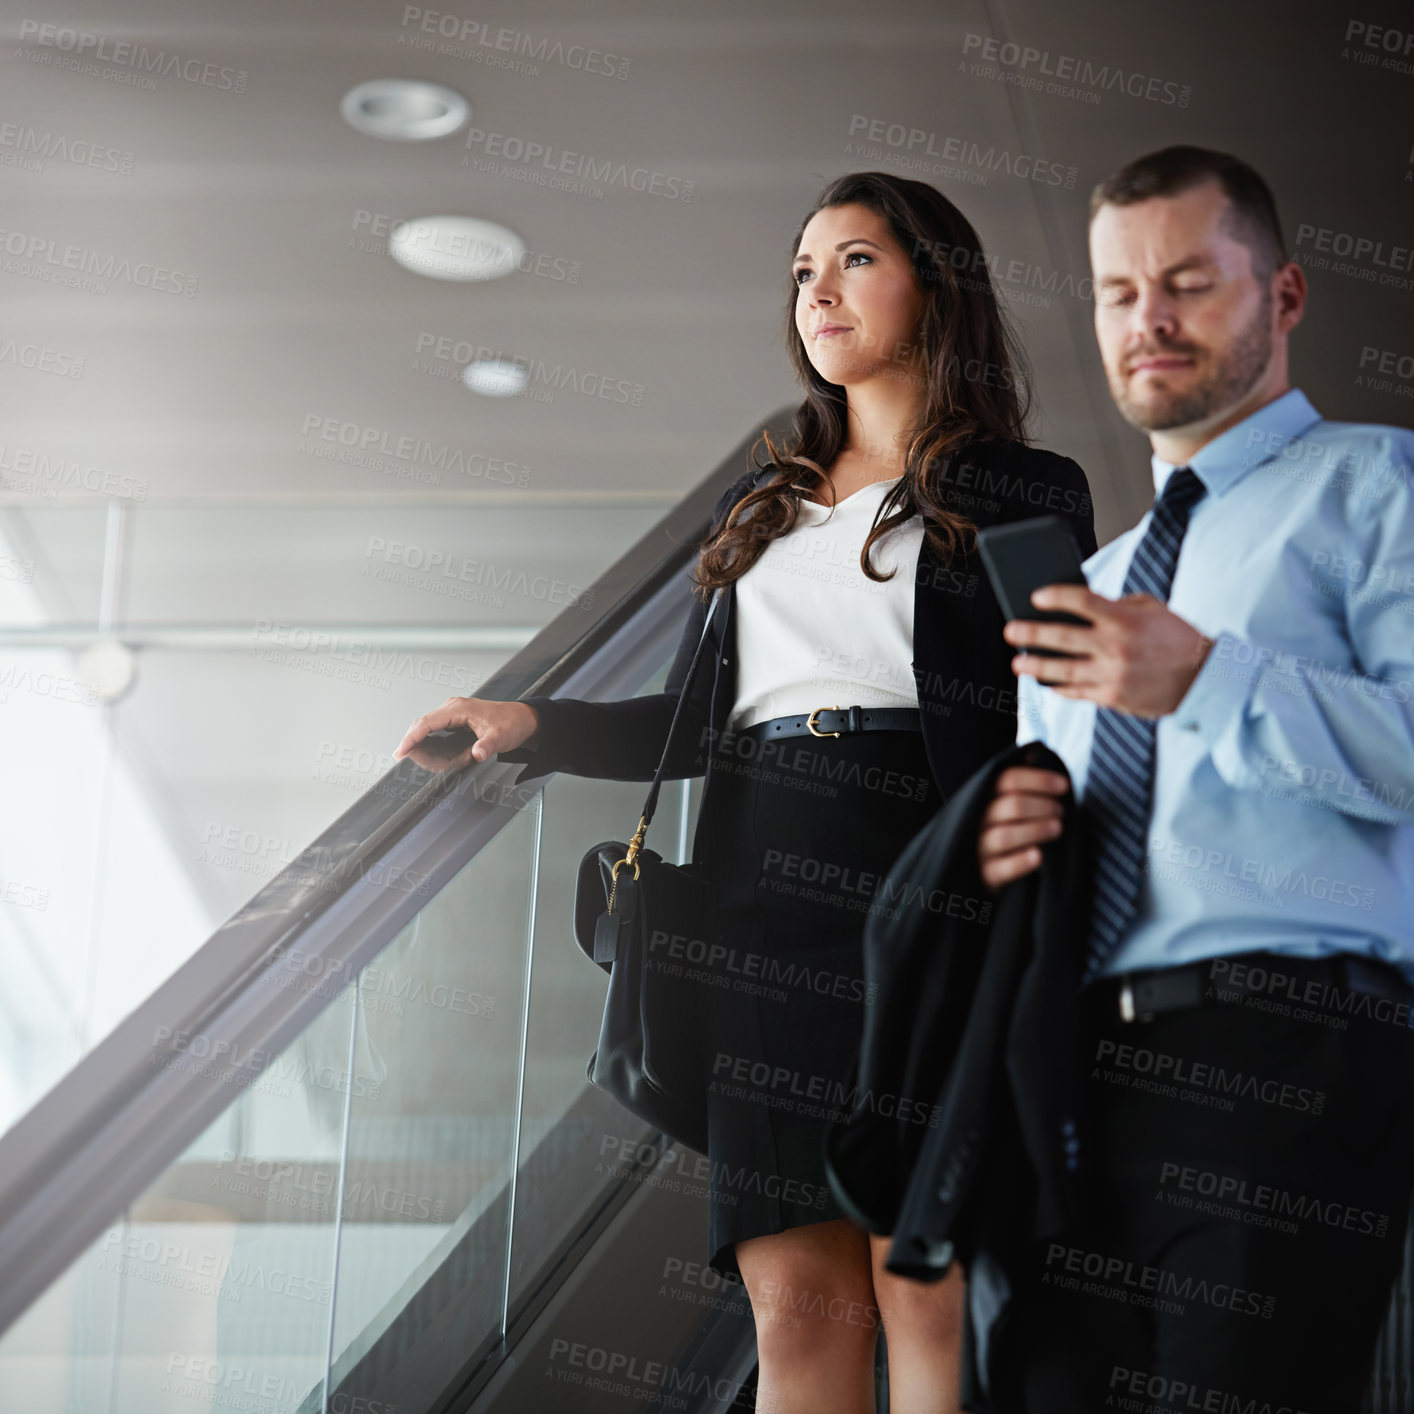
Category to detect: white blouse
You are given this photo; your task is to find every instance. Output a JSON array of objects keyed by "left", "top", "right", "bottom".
[{"left": 726, "top": 475, "right": 926, "bottom": 732}]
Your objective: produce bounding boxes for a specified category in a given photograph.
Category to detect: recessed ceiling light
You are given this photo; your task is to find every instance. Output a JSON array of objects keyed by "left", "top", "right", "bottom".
[
  {"left": 340, "top": 79, "right": 470, "bottom": 141},
  {"left": 462, "top": 359, "right": 529, "bottom": 397},
  {"left": 389, "top": 216, "right": 525, "bottom": 281}
]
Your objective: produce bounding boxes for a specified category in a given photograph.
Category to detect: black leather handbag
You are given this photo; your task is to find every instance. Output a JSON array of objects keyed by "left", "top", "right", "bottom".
[{"left": 571, "top": 587, "right": 724, "bottom": 1155}]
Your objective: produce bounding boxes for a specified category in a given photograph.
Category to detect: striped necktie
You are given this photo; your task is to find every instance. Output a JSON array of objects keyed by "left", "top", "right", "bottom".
[{"left": 1081, "top": 465, "right": 1207, "bottom": 983}]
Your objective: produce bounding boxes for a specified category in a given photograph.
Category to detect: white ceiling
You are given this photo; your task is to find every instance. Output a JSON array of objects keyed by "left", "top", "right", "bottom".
[{"left": 2, "top": 0, "right": 1407, "bottom": 556}]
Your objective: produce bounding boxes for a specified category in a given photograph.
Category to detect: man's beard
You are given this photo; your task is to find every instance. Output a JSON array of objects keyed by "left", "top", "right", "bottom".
[{"left": 1110, "top": 291, "right": 1273, "bottom": 433}]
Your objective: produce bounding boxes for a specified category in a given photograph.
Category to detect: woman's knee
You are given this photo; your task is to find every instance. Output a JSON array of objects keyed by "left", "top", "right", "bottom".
[
  {"left": 736, "top": 1222, "right": 880, "bottom": 1357},
  {"left": 869, "top": 1238, "right": 966, "bottom": 1341}
]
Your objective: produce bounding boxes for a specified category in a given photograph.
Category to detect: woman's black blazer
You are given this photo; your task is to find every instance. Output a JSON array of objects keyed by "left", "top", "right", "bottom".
[{"left": 499, "top": 438, "right": 1097, "bottom": 825}]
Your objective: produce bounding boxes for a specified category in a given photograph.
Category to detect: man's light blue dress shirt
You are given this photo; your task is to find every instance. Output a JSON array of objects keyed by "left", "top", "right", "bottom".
[{"left": 1018, "top": 388, "right": 1414, "bottom": 985}]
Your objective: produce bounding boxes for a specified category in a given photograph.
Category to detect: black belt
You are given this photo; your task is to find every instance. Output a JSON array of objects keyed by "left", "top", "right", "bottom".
[
  {"left": 734, "top": 705, "right": 922, "bottom": 744},
  {"left": 1090, "top": 951, "right": 1414, "bottom": 1024}
]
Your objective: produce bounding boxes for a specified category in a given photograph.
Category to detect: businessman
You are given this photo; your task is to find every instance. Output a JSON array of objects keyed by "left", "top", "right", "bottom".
[{"left": 977, "top": 145, "right": 1414, "bottom": 1411}]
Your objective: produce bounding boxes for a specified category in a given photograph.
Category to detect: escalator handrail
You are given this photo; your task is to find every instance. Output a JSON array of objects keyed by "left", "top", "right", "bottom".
[{"left": 0, "top": 409, "right": 793, "bottom": 1341}]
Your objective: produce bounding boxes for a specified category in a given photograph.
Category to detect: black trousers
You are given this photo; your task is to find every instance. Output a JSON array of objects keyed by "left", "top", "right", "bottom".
[{"left": 989, "top": 954, "right": 1414, "bottom": 1414}]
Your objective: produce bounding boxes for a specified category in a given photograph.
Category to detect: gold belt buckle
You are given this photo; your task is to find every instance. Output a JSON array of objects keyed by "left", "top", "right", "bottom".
[{"left": 807, "top": 704, "right": 842, "bottom": 738}]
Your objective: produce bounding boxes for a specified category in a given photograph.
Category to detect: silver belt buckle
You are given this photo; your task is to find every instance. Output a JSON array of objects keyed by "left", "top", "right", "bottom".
[{"left": 1119, "top": 978, "right": 1136, "bottom": 1023}]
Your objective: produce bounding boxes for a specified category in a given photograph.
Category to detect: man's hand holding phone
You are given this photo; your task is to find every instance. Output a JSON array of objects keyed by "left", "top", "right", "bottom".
[
  {"left": 1003, "top": 586, "right": 1214, "bottom": 718},
  {"left": 973, "top": 515, "right": 1213, "bottom": 887},
  {"left": 977, "top": 513, "right": 1214, "bottom": 719}
]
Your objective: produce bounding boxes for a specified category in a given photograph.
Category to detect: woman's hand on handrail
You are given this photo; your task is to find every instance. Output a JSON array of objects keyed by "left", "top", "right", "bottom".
[{"left": 392, "top": 697, "right": 540, "bottom": 772}]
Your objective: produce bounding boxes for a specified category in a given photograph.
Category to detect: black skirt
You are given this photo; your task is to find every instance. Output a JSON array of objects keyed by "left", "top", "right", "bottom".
[{"left": 690, "top": 722, "right": 941, "bottom": 1278}]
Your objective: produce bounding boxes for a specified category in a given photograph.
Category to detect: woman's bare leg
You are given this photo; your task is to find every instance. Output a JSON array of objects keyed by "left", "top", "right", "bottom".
[
  {"left": 868, "top": 1233, "right": 966, "bottom": 1414},
  {"left": 735, "top": 1219, "right": 881, "bottom": 1414}
]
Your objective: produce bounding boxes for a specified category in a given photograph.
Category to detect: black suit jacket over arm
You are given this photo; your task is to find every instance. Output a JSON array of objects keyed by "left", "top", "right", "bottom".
[{"left": 823, "top": 737, "right": 1090, "bottom": 1411}]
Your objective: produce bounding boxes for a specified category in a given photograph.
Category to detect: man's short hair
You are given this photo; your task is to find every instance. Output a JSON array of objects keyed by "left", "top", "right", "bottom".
[{"left": 1090, "top": 145, "right": 1288, "bottom": 280}]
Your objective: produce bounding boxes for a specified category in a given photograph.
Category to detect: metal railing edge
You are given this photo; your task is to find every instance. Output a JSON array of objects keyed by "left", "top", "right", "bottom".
[{"left": 0, "top": 407, "right": 794, "bottom": 1340}]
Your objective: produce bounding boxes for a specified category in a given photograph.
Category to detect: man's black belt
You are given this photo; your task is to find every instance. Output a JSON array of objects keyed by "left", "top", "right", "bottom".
[
  {"left": 1091, "top": 951, "right": 1414, "bottom": 1024},
  {"left": 734, "top": 705, "right": 923, "bottom": 744}
]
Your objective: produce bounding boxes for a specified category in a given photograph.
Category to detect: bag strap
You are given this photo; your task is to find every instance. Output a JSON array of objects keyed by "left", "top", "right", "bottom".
[
  {"left": 616, "top": 585, "right": 723, "bottom": 877},
  {"left": 613, "top": 462, "right": 775, "bottom": 880}
]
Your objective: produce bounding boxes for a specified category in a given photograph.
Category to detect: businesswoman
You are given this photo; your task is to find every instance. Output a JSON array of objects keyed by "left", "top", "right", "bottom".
[{"left": 394, "top": 171, "right": 1096, "bottom": 1414}]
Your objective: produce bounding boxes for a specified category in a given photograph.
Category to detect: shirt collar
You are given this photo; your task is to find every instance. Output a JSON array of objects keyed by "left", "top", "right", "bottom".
[{"left": 1149, "top": 387, "right": 1322, "bottom": 498}]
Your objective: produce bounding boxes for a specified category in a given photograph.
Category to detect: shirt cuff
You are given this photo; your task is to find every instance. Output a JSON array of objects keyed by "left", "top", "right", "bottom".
[
  {"left": 1014, "top": 673, "right": 1044, "bottom": 746},
  {"left": 1169, "top": 629, "right": 1254, "bottom": 747}
]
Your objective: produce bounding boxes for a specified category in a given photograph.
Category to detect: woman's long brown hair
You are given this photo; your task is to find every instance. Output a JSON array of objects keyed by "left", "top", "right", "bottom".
[{"left": 693, "top": 170, "right": 1032, "bottom": 599}]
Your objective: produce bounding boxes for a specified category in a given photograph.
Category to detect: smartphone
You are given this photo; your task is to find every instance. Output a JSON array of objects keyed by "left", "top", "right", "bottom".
[{"left": 975, "top": 515, "right": 1090, "bottom": 659}]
